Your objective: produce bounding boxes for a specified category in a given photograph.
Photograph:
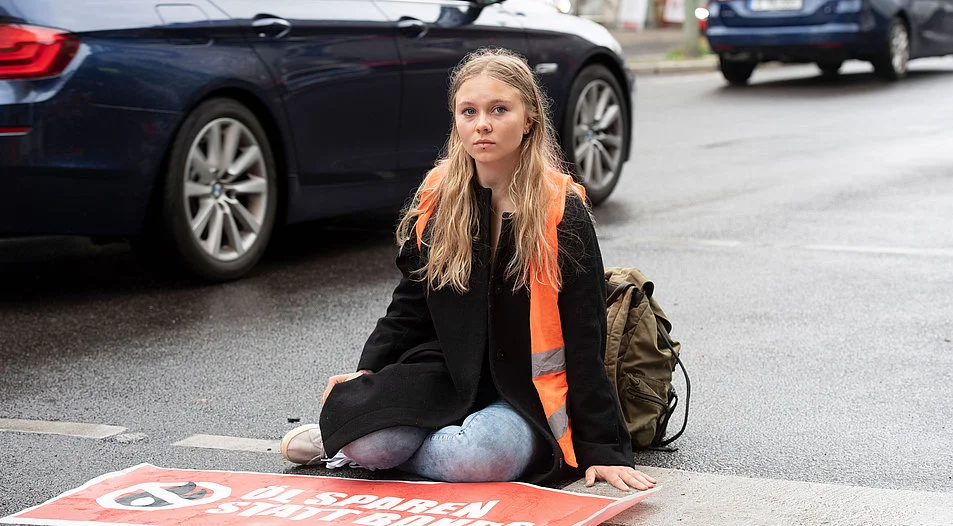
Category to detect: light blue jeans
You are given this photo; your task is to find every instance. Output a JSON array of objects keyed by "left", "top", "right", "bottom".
[{"left": 341, "top": 399, "right": 540, "bottom": 482}]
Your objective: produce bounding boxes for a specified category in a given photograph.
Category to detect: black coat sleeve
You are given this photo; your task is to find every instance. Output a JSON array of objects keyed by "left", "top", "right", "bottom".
[
  {"left": 357, "top": 234, "right": 436, "bottom": 373},
  {"left": 558, "top": 196, "right": 634, "bottom": 469}
]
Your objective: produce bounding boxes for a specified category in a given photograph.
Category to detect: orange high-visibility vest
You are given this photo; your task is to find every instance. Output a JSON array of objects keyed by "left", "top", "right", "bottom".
[{"left": 415, "top": 167, "right": 585, "bottom": 468}]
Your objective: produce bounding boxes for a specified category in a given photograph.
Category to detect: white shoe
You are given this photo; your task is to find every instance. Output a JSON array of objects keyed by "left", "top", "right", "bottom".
[{"left": 280, "top": 424, "right": 326, "bottom": 465}]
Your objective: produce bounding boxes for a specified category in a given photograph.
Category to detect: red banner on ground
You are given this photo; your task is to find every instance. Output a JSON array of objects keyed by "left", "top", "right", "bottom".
[{"left": 1, "top": 464, "right": 656, "bottom": 526}]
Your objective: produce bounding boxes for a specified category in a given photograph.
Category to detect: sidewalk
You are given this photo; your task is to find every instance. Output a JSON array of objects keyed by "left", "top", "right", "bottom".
[
  {"left": 607, "top": 27, "right": 719, "bottom": 75},
  {"left": 566, "top": 464, "right": 953, "bottom": 525}
]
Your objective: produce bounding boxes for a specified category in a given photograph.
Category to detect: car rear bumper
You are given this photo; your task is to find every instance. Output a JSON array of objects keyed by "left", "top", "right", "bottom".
[
  {"left": 0, "top": 99, "right": 180, "bottom": 237},
  {"left": 1, "top": 164, "right": 147, "bottom": 237},
  {"left": 707, "top": 23, "right": 882, "bottom": 61}
]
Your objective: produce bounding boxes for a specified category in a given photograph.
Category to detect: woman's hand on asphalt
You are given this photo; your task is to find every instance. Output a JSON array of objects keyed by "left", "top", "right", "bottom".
[
  {"left": 322, "top": 371, "right": 368, "bottom": 404},
  {"left": 585, "top": 465, "right": 657, "bottom": 492}
]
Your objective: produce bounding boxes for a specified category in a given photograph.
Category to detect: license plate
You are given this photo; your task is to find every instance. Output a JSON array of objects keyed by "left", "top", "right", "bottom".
[{"left": 750, "top": 0, "right": 803, "bottom": 10}]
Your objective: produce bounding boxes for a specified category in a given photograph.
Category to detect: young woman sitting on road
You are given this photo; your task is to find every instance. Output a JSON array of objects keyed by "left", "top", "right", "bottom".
[{"left": 280, "top": 48, "right": 655, "bottom": 492}]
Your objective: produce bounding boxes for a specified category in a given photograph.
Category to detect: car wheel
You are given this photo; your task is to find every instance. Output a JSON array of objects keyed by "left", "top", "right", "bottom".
[
  {"left": 873, "top": 18, "right": 909, "bottom": 80},
  {"left": 720, "top": 56, "right": 756, "bottom": 86},
  {"left": 563, "top": 64, "right": 629, "bottom": 205},
  {"left": 817, "top": 60, "right": 844, "bottom": 78},
  {"left": 158, "top": 98, "right": 277, "bottom": 281}
]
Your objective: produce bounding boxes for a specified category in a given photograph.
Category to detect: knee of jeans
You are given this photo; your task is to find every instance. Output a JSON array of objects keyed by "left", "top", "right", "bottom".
[
  {"left": 438, "top": 436, "right": 534, "bottom": 482},
  {"left": 342, "top": 427, "right": 426, "bottom": 470}
]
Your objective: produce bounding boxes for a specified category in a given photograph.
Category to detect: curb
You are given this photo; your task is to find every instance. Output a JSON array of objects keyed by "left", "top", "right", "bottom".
[
  {"left": 562, "top": 465, "right": 953, "bottom": 525},
  {"left": 626, "top": 56, "right": 719, "bottom": 75}
]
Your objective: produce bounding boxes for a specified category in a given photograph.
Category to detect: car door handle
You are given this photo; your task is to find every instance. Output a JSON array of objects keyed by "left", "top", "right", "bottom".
[
  {"left": 252, "top": 16, "right": 292, "bottom": 39},
  {"left": 397, "top": 17, "right": 428, "bottom": 38}
]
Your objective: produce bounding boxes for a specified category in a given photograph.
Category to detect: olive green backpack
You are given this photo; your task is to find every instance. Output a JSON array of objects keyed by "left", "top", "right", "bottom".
[{"left": 604, "top": 267, "right": 690, "bottom": 449}]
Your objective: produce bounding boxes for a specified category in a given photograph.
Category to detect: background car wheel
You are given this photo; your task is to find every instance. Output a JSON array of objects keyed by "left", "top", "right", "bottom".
[
  {"left": 720, "top": 56, "right": 756, "bottom": 86},
  {"left": 155, "top": 98, "right": 278, "bottom": 281},
  {"left": 817, "top": 60, "right": 844, "bottom": 78},
  {"left": 562, "top": 64, "right": 629, "bottom": 206},
  {"left": 873, "top": 18, "right": 909, "bottom": 80}
]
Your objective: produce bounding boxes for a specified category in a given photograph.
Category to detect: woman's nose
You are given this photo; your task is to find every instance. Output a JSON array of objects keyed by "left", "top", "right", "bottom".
[{"left": 476, "top": 113, "right": 491, "bottom": 132}]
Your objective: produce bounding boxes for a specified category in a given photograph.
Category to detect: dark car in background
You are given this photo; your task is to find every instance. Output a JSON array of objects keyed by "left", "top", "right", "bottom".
[
  {"left": 705, "top": 0, "right": 953, "bottom": 85},
  {"left": 0, "top": 0, "right": 632, "bottom": 280}
]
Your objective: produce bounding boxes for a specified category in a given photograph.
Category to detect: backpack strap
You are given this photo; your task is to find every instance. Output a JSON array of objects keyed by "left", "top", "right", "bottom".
[
  {"left": 657, "top": 326, "right": 690, "bottom": 448},
  {"left": 606, "top": 280, "right": 639, "bottom": 305}
]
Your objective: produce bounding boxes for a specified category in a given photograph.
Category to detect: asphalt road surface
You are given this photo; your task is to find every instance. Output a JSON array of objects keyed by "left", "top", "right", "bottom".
[{"left": 2, "top": 58, "right": 952, "bottom": 523}]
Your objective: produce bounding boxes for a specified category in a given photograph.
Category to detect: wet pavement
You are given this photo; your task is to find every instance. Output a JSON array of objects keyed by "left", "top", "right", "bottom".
[{"left": 3, "top": 59, "right": 953, "bottom": 524}]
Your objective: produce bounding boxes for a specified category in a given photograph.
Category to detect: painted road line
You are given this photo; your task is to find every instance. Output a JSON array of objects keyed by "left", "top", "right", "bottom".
[
  {"left": 173, "top": 434, "right": 279, "bottom": 453},
  {"left": 803, "top": 244, "right": 953, "bottom": 258},
  {"left": 695, "top": 239, "right": 744, "bottom": 248},
  {"left": 0, "top": 418, "right": 126, "bottom": 439},
  {"left": 630, "top": 237, "right": 953, "bottom": 258},
  {"left": 632, "top": 236, "right": 744, "bottom": 248},
  {"left": 563, "top": 465, "right": 953, "bottom": 526}
]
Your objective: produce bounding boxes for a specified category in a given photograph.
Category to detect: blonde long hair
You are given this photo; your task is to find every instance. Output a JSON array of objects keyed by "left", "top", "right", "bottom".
[{"left": 396, "top": 48, "right": 582, "bottom": 293}]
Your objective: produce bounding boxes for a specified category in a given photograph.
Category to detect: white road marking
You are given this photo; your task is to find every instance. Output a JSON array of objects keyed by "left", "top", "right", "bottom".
[
  {"left": 632, "top": 237, "right": 953, "bottom": 257},
  {"left": 694, "top": 239, "right": 744, "bottom": 248},
  {"left": 173, "top": 434, "right": 279, "bottom": 453},
  {"left": 111, "top": 432, "right": 148, "bottom": 444},
  {"left": 565, "top": 465, "right": 953, "bottom": 526},
  {"left": 804, "top": 243, "right": 953, "bottom": 258},
  {"left": 0, "top": 418, "right": 125, "bottom": 439}
]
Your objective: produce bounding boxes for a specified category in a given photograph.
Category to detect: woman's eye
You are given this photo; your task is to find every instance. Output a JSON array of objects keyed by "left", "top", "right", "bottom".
[
  {"left": 461, "top": 108, "right": 475, "bottom": 116},
  {"left": 493, "top": 106, "right": 507, "bottom": 114}
]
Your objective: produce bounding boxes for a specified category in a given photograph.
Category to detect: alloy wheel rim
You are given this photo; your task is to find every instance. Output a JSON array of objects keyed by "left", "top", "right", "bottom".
[
  {"left": 891, "top": 24, "right": 909, "bottom": 75},
  {"left": 572, "top": 80, "right": 623, "bottom": 193},
  {"left": 184, "top": 118, "right": 268, "bottom": 262}
]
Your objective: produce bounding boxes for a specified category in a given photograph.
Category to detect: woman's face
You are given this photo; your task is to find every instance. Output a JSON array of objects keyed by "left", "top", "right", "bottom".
[{"left": 454, "top": 74, "right": 532, "bottom": 174}]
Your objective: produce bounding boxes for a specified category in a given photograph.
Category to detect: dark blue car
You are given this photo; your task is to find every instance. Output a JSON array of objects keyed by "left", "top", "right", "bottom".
[
  {"left": 0, "top": 0, "right": 632, "bottom": 280},
  {"left": 705, "top": 0, "right": 953, "bottom": 84}
]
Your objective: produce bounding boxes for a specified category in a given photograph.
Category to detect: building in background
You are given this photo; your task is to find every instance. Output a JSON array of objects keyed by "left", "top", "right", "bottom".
[{"left": 571, "top": 0, "right": 686, "bottom": 29}]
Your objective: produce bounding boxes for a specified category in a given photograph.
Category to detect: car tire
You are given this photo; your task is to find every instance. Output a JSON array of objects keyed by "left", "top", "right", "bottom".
[
  {"left": 720, "top": 56, "right": 756, "bottom": 86},
  {"left": 817, "top": 60, "right": 844, "bottom": 78},
  {"left": 155, "top": 98, "right": 278, "bottom": 281},
  {"left": 562, "top": 64, "right": 629, "bottom": 206},
  {"left": 873, "top": 18, "right": 909, "bottom": 80}
]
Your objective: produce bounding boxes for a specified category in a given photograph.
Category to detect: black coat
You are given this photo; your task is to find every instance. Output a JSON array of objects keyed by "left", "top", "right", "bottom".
[{"left": 319, "top": 186, "right": 633, "bottom": 484}]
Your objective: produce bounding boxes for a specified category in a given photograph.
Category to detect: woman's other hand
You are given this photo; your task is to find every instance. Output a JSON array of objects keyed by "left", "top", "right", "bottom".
[
  {"left": 585, "top": 465, "right": 657, "bottom": 492},
  {"left": 322, "top": 371, "right": 368, "bottom": 404}
]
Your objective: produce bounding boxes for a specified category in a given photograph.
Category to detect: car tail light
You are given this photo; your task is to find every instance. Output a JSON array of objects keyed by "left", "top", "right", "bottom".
[{"left": 0, "top": 24, "right": 79, "bottom": 80}]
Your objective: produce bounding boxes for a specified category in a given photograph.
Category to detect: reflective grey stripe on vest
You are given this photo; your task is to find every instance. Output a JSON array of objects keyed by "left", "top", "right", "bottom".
[
  {"left": 547, "top": 404, "right": 569, "bottom": 438},
  {"left": 532, "top": 346, "right": 566, "bottom": 378}
]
